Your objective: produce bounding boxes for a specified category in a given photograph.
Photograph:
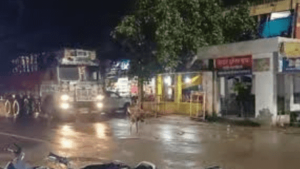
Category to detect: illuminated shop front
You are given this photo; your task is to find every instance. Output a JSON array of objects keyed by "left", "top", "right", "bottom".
[{"left": 143, "top": 72, "right": 207, "bottom": 116}]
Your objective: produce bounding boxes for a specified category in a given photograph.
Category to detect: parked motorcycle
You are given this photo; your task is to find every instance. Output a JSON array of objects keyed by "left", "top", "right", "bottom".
[
  {"left": 1, "top": 144, "right": 221, "bottom": 169},
  {"left": 0, "top": 143, "right": 37, "bottom": 169},
  {"left": 0, "top": 144, "right": 157, "bottom": 169}
]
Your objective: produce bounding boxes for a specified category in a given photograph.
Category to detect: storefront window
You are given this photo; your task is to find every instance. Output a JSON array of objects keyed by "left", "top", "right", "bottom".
[
  {"left": 163, "top": 75, "right": 175, "bottom": 101},
  {"left": 181, "top": 73, "right": 202, "bottom": 102}
]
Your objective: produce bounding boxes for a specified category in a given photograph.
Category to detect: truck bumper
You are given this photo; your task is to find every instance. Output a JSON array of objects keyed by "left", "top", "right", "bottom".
[{"left": 57, "top": 101, "right": 103, "bottom": 114}]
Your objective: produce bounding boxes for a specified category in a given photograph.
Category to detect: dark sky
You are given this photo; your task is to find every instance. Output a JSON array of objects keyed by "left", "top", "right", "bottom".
[
  {"left": 0, "top": 0, "right": 257, "bottom": 73},
  {"left": 0, "top": 0, "right": 130, "bottom": 73}
]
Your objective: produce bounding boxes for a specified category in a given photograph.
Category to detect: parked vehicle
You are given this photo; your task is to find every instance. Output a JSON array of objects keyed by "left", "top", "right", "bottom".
[
  {"left": 0, "top": 49, "right": 104, "bottom": 119},
  {"left": 0, "top": 144, "right": 157, "bottom": 169},
  {"left": 103, "top": 91, "right": 131, "bottom": 114},
  {"left": 1, "top": 143, "right": 221, "bottom": 169}
]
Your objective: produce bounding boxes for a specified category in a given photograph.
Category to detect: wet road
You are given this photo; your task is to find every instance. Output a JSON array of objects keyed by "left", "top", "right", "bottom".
[{"left": 0, "top": 114, "right": 300, "bottom": 169}]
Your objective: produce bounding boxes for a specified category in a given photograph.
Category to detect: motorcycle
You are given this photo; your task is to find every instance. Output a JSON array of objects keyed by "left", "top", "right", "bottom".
[
  {"left": 0, "top": 144, "right": 156, "bottom": 169},
  {"left": 1, "top": 144, "right": 221, "bottom": 169}
]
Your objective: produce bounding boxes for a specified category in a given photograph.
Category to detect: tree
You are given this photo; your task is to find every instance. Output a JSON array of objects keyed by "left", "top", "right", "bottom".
[{"left": 111, "top": 0, "right": 257, "bottom": 104}]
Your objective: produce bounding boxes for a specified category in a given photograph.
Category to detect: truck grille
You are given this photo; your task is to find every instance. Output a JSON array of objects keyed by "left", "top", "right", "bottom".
[{"left": 76, "top": 89, "right": 93, "bottom": 101}]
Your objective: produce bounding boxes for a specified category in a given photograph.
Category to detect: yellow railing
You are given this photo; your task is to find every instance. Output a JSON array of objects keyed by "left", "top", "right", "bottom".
[
  {"left": 142, "top": 72, "right": 204, "bottom": 116},
  {"left": 143, "top": 101, "right": 203, "bottom": 115}
]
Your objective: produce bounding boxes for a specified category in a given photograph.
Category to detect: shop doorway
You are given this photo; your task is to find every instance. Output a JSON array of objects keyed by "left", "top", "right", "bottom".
[{"left": 220, "top": 75, "right": 255, "bottom": 118}]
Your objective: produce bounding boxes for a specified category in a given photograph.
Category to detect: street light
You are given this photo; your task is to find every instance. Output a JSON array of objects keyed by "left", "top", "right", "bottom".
[{"left": 185, "top": 77, "right": 191, "bottom": 83}]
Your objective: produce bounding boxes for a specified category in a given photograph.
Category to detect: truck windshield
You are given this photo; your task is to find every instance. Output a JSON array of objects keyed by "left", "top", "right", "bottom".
[{"left": 59, "top": 66, "right": 79, "bottom": 81}]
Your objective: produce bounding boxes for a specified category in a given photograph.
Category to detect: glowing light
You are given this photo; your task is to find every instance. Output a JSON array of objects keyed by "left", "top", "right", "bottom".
[
  {"left": 60, "top": 125, "right": 75, "bottom": 136},
  {"left": 94, "top": 123, "right": 107, "bottom": 139},
  {"left": 167, "top": 88, "right": 172, "bottom": 95},
  {"left": 61, "top": 94, "right": 69, "bottom": 101},
  {"left": 164, "top": 76, "right": 171, "bottom": 85},
  {"left": 58, "top": 125, "right": 76, "bottom": 149},
  {"left": 60, "top": 138, "right": 74, "bottom": 149},
  {"left": 61, "top": 103, "right": 69, "bottom": 109},
  {"left": 185, "top": 77, "right": 191, "bottom": 83},
  {"left": 96, "top": 95, "right": 104, "bottom": 100},
  {"left": 97, "top": 103, "right": 103, "bottom": 108}
]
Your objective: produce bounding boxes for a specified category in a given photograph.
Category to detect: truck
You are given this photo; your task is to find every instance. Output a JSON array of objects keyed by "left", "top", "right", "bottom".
[{"left": 0, "top": 48, "right": 105, "bottom": 119}]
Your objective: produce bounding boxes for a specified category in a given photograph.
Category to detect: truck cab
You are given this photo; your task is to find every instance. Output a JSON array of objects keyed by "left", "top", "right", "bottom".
[{"left": 39, "top": 49, "right": 104, "bottom": 118}]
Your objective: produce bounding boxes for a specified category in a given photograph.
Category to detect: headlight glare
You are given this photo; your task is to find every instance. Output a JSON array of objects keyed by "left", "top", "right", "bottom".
[
  {"left": 61, "top": 94, "right": 69, "bottom": 101},
  {"left": 96, "top": 95, "right": 104, "bottom": 100},
  {"left": 97, "top": 103, "right": 103, "bottom": 108},
  {"left": 61, "top": 103, "right": 69, "bottom": 109}
]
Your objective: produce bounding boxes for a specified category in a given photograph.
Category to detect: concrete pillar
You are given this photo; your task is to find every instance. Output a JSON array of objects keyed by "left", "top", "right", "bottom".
[
  {"left": 284, "top": 74, "right": 291, "bottom": 112},
  {"left": 254, "top": 53, "right": 277, "bottom": 120},
  {"left": 202, "top": 71, "right": 218, "bottom": 116},
  {"left": 175, "top": 74, "right": 182, "bottom": 103},
  {"left": 156, "top": 75, "right": 163, "bottom": 102},
  {"left": 214, "top": 73, "right": 221, "bottom": 115}
]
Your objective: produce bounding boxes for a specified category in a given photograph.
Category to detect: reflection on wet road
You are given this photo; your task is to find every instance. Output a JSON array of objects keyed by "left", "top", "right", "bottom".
[{"left": 0, "top": 115, "right": 300, "bottom": 169}]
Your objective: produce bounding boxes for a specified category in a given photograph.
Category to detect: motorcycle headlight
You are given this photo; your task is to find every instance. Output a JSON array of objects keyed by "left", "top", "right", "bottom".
[
  {"left": 61, "top": 94, "right": 69, "bottom": 101},
  {"left": 96, "top": 95, "right": 104, "bottom": 100}
]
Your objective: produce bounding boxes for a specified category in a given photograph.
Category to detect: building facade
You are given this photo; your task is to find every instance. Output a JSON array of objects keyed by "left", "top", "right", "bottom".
[{"left": 191, "top": 37, "right": 300, "bottom": 123}]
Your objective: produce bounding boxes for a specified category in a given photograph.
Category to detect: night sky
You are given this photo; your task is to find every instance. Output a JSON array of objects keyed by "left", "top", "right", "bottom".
[
  {"left": 0, "top": 0, "right": 255, "bottom": 73},
  {"left": 0, "top": 0, "right": 130, "bottom": 73}
]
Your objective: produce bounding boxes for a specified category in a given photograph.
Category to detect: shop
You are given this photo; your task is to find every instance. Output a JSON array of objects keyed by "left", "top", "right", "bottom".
[
  {"left": 104, "top": 59, "right": 131, "bottom": 96},
  {"left": 103, "top": 59, "right": 156, "bottom": 98},
  {"left": 142, "top": 71, "right": 214, "bottom": 116},
  {"left": 193, "top": 37, "right": 300, "bottom": 123},
  {"left": 278, "top": 41, "right": 300, "bottom": 114},
  {"left": 216, "top": 55, "right": 255, "bottom": 118}
]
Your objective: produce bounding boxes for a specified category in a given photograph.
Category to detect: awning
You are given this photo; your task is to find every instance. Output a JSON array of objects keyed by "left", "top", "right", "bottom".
[{"left": 182, "top": 75, "right": 202, "bottom": 89}]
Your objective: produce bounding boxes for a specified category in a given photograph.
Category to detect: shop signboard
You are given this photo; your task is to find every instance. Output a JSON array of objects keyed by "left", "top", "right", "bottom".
[
  {"left": 106, "top": 59, "right": 130, "bottom": 78},
  {"left": 280, "top": 42, "right": 300, "bottom": 58},
  {"left": 215, "top": 55, "right": 252, "bottom": 77},
  {"left": 282, "top": 57, "right": 300, "bottom": 72}
]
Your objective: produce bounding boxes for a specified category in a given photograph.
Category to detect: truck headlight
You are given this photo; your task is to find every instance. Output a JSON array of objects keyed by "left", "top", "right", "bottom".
[
  {"left": 61, "top": 103, "right": 69, "bottom": 109},
  {"left": 96, "top": 95, "right": 104, "bottom": 100},
  {"left": 61, "top": 94, "right": 69, "bottom": 101},
  {"left": 97, "top": 103, "right": 103, "bottom": 108}
]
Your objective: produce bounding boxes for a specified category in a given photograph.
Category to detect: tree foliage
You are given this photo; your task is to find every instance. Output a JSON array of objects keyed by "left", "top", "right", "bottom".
[{"left": 111, "top": 0, "right": 257, "bottom": 80}]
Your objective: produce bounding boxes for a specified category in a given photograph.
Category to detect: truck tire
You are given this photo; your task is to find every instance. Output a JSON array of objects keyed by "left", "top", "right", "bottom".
[
  {"left": 12, "top": 100, "right": 20, "bottom": 117},
  {"left": 4, "top": 100, "right": 11, "bottom": 116}
]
